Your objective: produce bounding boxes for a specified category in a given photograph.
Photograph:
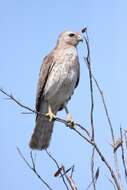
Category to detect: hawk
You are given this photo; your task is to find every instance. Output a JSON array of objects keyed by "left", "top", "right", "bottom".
[{"left": 29, "top": 30, "right": 83, "bottom": 150}]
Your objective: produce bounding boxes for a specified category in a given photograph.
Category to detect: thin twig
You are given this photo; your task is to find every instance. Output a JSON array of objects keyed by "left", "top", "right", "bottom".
[
  {"left": 70, "top": 165, "right": 75, "bottom": 178},
  {"left": 17, "top": 147, "right": 53, "bottom": 190},
  {"left": 30, "top": 151, "right": 36, "bottom": 171},
  {"left": 46, "top": 151, "right": 78, "bottom": 190},
  {"left": 92, "top": 75, "right": 114, "bottom": 142},
  {"left": 62, "top": 166, "right": 78, "bottom": 190},
  {"left": 86, "top": 167, "right": 100, "bottom": 190},
  {"left": 120, "top": 127, "right": 127, "bottom": 183},
  {"left": 0, "top": 89, "right": 36, "bottom": 113},
  {"left": 92, "top": 74, "right": 123, "bottom": 189},
  {"left": 61, "top": 166, "right": 74, "bottom": 178},
  {"left": 91, "top": 148, "right": 96, "bottom": 190},
  {"left": 73, "top": 126, "right": 121, "bottom": 189},
  {"left": 66, "top": 176, "right": 78, "bottom": 190},
  {"left": 83, "top": 30, "right": 95, "bottom": 140},
  {"left": 74, "top": 122, "right": 90, "bottom": 137},
  {"left": 46, "top": 150, "right": 70, "bottom": 190},
  {"left": 83, "top": 29, "right": 96, "bottom": 190},
  {"left": 124, "top": 130, "right": 127, "bottom": 149},
  {"left": 93, "top": 143, "right": 121, "bottom": 190},
  {"left": 107, "top": 177, "right": 117, "bottom": 190}
]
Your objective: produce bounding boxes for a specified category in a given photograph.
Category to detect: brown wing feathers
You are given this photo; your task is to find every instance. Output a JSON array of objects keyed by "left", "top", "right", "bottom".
[{"left": 36, "top": 54, "right": 54, "bottom": 112}]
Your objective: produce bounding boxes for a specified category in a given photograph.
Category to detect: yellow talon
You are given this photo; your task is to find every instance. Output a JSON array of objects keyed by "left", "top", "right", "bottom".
[{"left": 46, "top": 105, "right": 56, "bottom": 122}]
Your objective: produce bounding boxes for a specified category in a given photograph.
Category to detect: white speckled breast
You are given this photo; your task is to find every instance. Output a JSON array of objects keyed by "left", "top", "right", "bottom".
[{"left": 44, "top": 47, "right": 79, "bottom": 110}]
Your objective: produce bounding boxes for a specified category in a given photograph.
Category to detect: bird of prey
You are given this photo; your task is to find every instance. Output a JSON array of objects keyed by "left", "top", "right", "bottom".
[{"left": 29, "top": 30, "right": 83, "bottom": 150}]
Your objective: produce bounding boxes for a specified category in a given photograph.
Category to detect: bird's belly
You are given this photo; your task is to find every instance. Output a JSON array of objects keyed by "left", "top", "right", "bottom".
[
  {"left": 53, "top": 78, "right": 75, "bottom": 103},
  {"left": 44, "top": 64, "right": 78, "bottom": 108}
]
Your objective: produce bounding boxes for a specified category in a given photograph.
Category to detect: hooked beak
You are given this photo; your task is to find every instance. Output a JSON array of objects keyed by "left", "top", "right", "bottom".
[{"left": 77, "top": 34, "right": 83, "bottom": 42}]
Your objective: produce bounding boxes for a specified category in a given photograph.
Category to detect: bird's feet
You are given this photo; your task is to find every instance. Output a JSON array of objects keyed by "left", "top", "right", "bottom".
[
  {"left": 66, "top": 113, "right": 75, "bottom": 128},
  {"left": 46, "top": 105, "right": 56, "bottom": 122}
]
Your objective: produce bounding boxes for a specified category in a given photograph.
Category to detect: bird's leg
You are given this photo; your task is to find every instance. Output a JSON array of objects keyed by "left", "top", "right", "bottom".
[
  {"left": 46, "top": 104, "right": 56, "bottom": 122},
  {"left": 64, "top": 105, "right": 75, "bottom": 128}
]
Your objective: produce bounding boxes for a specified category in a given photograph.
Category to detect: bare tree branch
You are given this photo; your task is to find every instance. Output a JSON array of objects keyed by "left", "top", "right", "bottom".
[
  {"left": 92, "top": 75, "right": 114, "bottom": 142},
  {"left": 66, "top": 176, "right": 78, "bottom": 190},
  {"left": 0, "top": 88, "right": 89, "bottom": 137},
  {"left": 30, "top": 151, "right": 36, "bottom": 171},
  {"left": 107, "top": 177, "right": 117, "bottom": 190},
  {"left": 92, "top": 74, "right": 123, "bottom": 189},
  {"left": 120, "top": 127, "right": 127, "bottom": 183},
  {"left": 17, "top": 147, "right": 53, "bottom": 190},
  {"left": 70, "top": 165, "right": 75, "bottom": 178},
  {"left": 82, "top": 29, "right": 123, "bottom": 189},
  {"left": 83, "top": 30, "right": 95, "bottom": 140},
  {"left": 46, "top": 150, "right": 79, "bottom": 190},
  {"left": 124, "top": 130, "right": 127, "bottom": 149},
  {"left": 46, "top": 150, "right": 70, "bottom": 190},
  {"left": 83, "top": 28, "right": 96, "bottom": 190},
  {"left": 86, "top": 167, "right": 100, "bottom": 190},
  {"left": 91, "top": 148, "right": 96, "bottom": 190}
]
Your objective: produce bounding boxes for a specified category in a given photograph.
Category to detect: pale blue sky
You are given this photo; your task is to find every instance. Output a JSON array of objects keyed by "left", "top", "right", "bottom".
[{"left": 0, "top": 0, "right": 127, "bottom": 190}]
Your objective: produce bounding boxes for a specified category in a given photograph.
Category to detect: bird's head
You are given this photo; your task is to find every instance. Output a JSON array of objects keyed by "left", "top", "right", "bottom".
[{"left": 57, "top": 30, "right": 83, "bottom": 47}]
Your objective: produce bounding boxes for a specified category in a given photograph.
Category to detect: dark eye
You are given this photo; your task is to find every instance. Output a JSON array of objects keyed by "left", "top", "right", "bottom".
[{"left": 68, "top": 33, "right": 75, "bottom": 37}]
